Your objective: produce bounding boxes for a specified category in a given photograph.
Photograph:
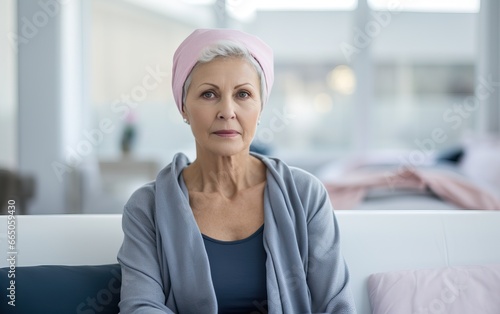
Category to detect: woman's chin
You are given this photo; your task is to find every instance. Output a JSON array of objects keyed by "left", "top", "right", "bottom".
[{"left": 202, "top": 142, "right": 249, "bottom": 157}]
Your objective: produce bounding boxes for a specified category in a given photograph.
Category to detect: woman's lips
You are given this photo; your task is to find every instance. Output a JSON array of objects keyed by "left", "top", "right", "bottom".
[{"left": 213, "top": 130, "right": 239, "bottom": 137}]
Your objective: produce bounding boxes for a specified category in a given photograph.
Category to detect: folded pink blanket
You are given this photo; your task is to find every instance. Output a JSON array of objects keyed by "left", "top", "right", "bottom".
[{"left": 324, "top": 167, "right": 500, "bottom": 210}]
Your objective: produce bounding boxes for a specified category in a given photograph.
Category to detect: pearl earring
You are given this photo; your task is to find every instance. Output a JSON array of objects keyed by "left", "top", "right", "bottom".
[
  {"left": 257, "top": 120, "right": 261, "bottom": 126},
  {"left": 183, "top": 118, "right": 190, "bottom": 125}
]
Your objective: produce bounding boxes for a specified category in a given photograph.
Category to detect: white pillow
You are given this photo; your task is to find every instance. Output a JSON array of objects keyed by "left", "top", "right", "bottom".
[
  {"left": 459, "top": 134, "right": 500, "bottom": 199},
  {"left": 368, "top": 264, "right": 500, "bottom": 314}
]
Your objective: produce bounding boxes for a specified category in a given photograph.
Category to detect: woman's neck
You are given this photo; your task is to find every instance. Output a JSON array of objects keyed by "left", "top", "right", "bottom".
[{"left": 183, "top": 150, "right": 266, "bottom": 198}]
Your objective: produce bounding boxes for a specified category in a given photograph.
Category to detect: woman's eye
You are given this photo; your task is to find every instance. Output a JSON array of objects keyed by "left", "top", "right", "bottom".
[
  {"left": 202, "top": 91, "right": 215, "bottom": 99},
  {"left": 238, "top": 91, "right": 250, "bottom": 98}
]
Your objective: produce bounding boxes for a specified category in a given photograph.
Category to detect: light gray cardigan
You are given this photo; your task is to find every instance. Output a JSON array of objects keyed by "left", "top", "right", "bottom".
[{"left": 117, "top": 153, "right": 356, "bottom": 314}]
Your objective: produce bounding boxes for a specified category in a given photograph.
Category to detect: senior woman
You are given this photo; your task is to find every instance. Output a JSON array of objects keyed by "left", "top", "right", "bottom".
[{"left": 117, "top": 29, "right": 356, "bottom": 314}]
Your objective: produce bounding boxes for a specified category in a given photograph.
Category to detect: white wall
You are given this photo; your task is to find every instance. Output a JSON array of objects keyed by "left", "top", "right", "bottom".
[
  {"left": 245, "top": 11, "right": 354, "bottom": 62},
  {"left": 244, "top": 11, "right": 476, "bottom": 64},
  {"left": 371, "top": 13, "right": 476, "bottom": 63}
]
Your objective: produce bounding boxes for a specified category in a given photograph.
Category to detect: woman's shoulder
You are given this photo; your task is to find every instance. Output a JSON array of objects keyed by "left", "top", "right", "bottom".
[
  {"left": 122, "top": 153, "right": 189, "bottom": 219},
  {"left": 124, "top": 153, "right": 187, "bottom": 212},
  {"left": 287, "top": 166, "right": 329, "bottom": 210},
  {"left": 289, "top": 166, "right": 324, "bottom": 189},
  {"left": 123, "top": 181, "right": 157, "bottom": 220}
]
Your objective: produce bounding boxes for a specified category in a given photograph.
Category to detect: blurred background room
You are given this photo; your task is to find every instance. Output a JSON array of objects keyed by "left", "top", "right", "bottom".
[{"left": 1, "top": 0, "right": 499, "bottom": 214}]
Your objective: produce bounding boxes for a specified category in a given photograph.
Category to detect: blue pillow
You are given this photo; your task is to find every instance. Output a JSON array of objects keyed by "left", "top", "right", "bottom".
[{"left": 0, "top": 264, "right": 121, "bottom": 314}]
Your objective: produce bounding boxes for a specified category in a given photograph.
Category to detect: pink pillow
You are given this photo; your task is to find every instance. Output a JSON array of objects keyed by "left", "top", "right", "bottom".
[{"left": 368, "top": 264, "right": 500, "bottom": 314}]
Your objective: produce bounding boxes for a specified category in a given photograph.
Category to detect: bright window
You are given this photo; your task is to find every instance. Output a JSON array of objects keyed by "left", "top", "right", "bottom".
[
  {"left": 369, "top": 0, "right": 479, "bottom": 12},
  {"left": 254, "top": 0, "right": 357, "bottom": 11},
  {"left": 186, "top": 0, "right": 359, "bottom": 10}
]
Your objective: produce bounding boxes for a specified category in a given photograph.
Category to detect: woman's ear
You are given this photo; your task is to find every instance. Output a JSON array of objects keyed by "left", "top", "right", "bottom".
[{"left": 182, "top": 106, "right": 190, "bottom": 125}]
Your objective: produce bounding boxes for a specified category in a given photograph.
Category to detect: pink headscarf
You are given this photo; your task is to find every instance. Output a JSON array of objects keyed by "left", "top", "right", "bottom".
[{"left": 172, "top": 28, "right": 274, "bottom": 114}]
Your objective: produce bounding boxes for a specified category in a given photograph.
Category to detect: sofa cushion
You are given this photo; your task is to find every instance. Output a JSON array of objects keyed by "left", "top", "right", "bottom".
[
  {"left": 367, "top": 264, "right": 500, "bottom": 314},
  {"left": 0, "top": 263, "right": 121, "bottom": 314}
]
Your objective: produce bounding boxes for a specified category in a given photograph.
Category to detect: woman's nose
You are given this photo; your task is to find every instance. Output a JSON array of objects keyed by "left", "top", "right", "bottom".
[{"left": 217, "top": 96, "right": 236, "bottom": 120}]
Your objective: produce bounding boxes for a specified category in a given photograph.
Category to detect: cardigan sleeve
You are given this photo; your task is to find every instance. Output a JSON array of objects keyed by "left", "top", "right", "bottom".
[
  {"left": 117, "top": 186, "right": 176, "bottom": 314},
  {"left": 294, "top": 169, "right": 357, "bottom": 313}
]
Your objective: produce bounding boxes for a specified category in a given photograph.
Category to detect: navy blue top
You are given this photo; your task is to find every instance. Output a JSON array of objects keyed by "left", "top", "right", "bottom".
[{"left": 202, "top": 225, "right": 268, "bottom": 314}]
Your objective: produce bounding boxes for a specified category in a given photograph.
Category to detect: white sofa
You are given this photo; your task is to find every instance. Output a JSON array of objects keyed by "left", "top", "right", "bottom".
[{"left": 1, "top": 210, "right": 500, "bottom": 313}]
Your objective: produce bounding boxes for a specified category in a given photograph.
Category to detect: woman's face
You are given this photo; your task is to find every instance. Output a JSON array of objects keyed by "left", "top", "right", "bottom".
[{"left": 183, "top": 57, "right": 262, "bottom": 157}]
